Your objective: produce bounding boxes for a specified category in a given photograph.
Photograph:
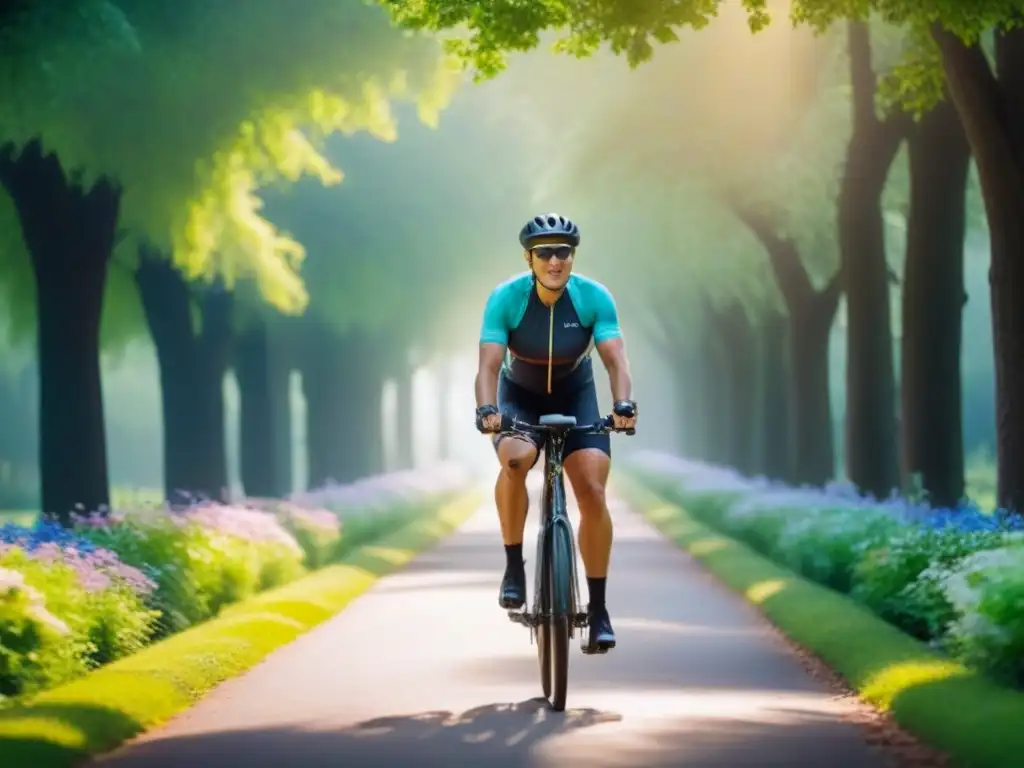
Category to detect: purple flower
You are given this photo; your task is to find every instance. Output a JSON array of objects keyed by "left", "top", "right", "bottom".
[
  {"left": 173, "top": 502, "right": 302, "bottom": 551},
  {"left": 23, "top": 541, "right": 157, "bottom": 595}
]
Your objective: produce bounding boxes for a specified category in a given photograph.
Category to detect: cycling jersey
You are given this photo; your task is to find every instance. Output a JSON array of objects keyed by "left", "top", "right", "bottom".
[{"left": 479, "top": 272, "right": 622, "bottom": 394}]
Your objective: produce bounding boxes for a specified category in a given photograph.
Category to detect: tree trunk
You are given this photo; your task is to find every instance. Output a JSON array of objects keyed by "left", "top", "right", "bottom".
[
  {"left": 714, "top": 302, "right": 758, "bottom": 475},
  {"left": 351, "top": 336, "right": 385, "bottom": 477},
  {"left": 760, "top": 308, "right": 792, "bottom": 481},
  {"left": 235, "top": 316, "right": 293, "bottom": 498},
  {"left": 395, "top": 366, "right": 415, "bottom": 470},
  {"left": 301, "top": 323, "right": 385, "bottom": 487},
  {"left": 900, "top": 95, "right": 971, "bottom": 508},
  {"left": 300, "top": 320, "right": 344, "bottom": 488},
  {"left": 789, "top": 294, "right": 838, "bottom": 485},
  {"left": 730, "top": 204, "right": 842, "bottom": 486},
  {"left": 435, "top": 358, "right": 451, "bottom": 461},
  {"left": 934, "top": 26, "right": 1024, "bottom": 512},
  {"left": 672, "top": 348, "right": 707, "bottom": 458},
  {"left": 839, "top": 21, "right": 906, "bottom": 498},
  {"left": 136, "top": 251, "right": 232, "bottom": 504},
  {"left": 0, "top": 140, "right": 118, "bottom": 524},
  {"left": 698, "top": 303, "right": 732, "bottom": 466},
  {"left": 190, "top": 287, "right": 232, "bottom": 501}
]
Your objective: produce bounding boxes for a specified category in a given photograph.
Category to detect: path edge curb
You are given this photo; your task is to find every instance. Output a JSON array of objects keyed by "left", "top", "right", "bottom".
[
  {"left": 617, "top": 474, "right": 1024, "bottom": 768},
  {"left": 0, "top": 489, "right": 483, "bottom": 767}
]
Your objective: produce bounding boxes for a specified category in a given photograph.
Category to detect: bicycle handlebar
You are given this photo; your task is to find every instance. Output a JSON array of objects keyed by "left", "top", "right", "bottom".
[{"left": 498, "top": 413, "right": 635, "bottom": 437}]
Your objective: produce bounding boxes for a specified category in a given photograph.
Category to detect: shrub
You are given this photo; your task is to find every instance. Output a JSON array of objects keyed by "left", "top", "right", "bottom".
[
  {"left": 626, "top": 450, "right": 1024, "bottom": 690},
  {"left": 0, "top": 565, "right": 74, "bottom": 700},
  {"left": 244, "top": 500, "right": 342, "bottom": 570},
  {"left": 0, "top": 463, "right": 471, "bottom": 703}
]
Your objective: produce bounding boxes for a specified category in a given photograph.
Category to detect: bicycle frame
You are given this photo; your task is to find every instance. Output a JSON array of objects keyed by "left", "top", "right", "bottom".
[{"left": 531, "top": 426, "right": 587, "bottom": 641}]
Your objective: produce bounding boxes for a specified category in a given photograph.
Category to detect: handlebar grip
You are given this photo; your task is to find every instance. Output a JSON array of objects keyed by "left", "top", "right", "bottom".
[
  {"left": 499, "top": 413, "right": 515, "bottom": 432},
  {"left": 602, "top": 414, "right": 635, "bottom": 435}
]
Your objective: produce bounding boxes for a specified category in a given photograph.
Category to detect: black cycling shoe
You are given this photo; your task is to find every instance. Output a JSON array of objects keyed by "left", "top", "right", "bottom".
[
  {"left": 498, "top": 564, "right": 527, "bottom": 609},
  {"left": 583, "top": 604, "right": 616, "bottom": 654}
]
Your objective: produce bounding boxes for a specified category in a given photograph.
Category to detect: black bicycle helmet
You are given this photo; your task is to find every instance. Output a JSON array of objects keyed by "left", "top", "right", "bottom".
[{"left": 518, "top": 212, "right": 581, "bottom": 249}]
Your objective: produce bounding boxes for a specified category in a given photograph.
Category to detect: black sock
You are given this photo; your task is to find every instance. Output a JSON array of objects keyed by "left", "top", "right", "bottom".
[
  {"left": 587, "top": 577, "right": 607, "bottom": 609},
  {"left": 504, "top": 543, "right": 524, "bottom": 571}
]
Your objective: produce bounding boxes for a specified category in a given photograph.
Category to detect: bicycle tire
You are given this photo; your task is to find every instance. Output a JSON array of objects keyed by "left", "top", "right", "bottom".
[
  {"left": 547, "top": 486, "right": 573, "bottom": 711},
  {"left": 535, "top": 532, "right": 552, "bottom": 699}
]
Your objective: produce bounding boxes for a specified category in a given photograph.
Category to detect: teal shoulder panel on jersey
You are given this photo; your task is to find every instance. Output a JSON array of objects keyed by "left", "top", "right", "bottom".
[
  {"left": 566, "top": 273, "right": 622, "bottom": 343},
  {"left": 478, "top": 271, "right": 533, "bottom": 345}
]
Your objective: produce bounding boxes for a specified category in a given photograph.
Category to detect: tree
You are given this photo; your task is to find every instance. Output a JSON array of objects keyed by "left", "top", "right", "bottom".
[{"left": 0, "top": 1, "right": 456, "bottom": 519}]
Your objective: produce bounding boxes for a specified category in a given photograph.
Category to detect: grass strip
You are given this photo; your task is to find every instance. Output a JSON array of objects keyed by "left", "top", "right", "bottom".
[
  {"left": 618, "top": 475, "right": 1024, "bottom": 768},
  {"left": 0, "top": 490, "right": 481, "bottom": 767}
]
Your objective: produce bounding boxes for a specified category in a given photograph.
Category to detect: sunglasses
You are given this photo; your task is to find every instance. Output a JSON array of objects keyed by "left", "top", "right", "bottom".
[{"left": 531, "top": 245, "right": 574, "bottom": 261}]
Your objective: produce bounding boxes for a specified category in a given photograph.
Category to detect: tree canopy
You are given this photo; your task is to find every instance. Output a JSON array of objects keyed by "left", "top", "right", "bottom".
[
  {"left": 0, "top": 0, "right": 459, "bottom": 327},
  {"left": 379, "top": 0, "right": 1017, "bottom": 116}
]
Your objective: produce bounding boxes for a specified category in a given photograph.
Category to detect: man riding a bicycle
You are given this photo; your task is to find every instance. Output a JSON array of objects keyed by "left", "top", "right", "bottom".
[{"left": 474, "top": 212, "right": 637, "bottom": 654}]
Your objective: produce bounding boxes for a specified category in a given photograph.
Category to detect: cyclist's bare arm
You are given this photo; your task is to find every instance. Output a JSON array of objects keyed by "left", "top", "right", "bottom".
[
  {"left": 475, "top": 342, "right": 505, "bottom": 408},
  {"left": 596, "top": 338, "right": 633, "bottom": 403}
]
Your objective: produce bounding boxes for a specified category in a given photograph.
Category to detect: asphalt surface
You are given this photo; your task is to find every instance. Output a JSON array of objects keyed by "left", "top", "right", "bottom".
[{"left": 94, "top": 476, "right": 886, "bottom": 767}]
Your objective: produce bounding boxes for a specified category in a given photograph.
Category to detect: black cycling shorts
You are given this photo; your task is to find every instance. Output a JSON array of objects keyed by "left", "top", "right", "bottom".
[{"left": 493, "top": 370, "right": 610, "bottom": 467}]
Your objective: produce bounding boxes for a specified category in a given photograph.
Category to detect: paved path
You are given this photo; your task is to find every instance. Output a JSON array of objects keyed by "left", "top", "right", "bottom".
[{"left": 95, "top": 477, "right": 886, "bottom": 767}]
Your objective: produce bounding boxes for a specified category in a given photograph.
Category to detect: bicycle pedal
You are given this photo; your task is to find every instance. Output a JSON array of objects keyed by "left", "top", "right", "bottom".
[{"left": 508, "top": 610, "right": 536, "bottom": 628}]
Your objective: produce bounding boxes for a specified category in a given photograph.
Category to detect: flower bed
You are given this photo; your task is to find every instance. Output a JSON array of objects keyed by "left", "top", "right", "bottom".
[
  {"left": 0, "top": 464, "right": 470, "bottom": 706},
  {"left": 625, "top": 451, "right": 1024, "bottom": 688}
]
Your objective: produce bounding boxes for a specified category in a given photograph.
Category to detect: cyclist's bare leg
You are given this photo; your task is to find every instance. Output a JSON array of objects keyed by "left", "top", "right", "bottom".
[
  {"left": 564, "top": 447, "right": 615, "bottom": 648},
  {"left": 494, "top": 435, "right": 537, "bottom": 543},
  {"left": 564, "top": 448, "right": 612, "bottom": 576},
  {"left": 494, "top": 435, "right": 537, "bottom": 608}
]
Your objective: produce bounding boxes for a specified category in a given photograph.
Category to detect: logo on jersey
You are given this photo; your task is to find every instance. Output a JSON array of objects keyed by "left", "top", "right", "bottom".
[{"left": 563, "top": 322, "right": 580, "bottom": 329}]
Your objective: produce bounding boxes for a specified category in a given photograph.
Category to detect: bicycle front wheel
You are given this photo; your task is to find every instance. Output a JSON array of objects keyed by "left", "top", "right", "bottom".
[
  {"left": 547, "top": 520, "right": 574, "bottom": 712},
  {"left": 536, "top": 548, "right": 552, "bottom": 699}
]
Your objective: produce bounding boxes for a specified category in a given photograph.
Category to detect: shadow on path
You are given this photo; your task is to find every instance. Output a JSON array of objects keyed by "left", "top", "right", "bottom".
[
  {"left": 96, "top": 699, "right": 621, "bottom": 767},
  {"left": 95, "top": 699, "right": 887, "bottom": 767}
]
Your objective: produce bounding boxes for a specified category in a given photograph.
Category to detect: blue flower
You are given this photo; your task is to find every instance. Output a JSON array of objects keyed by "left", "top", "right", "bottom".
[{"left": 0, "top": 518, "right": 97, "bottom": 553}]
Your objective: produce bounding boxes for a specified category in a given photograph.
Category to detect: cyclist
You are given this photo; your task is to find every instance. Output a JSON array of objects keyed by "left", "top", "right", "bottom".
[{"left": 474, "top": 212, "right": 637, "bottom": 654}]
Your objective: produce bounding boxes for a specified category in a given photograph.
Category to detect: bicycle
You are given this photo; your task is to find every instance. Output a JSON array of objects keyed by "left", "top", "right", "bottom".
[{"left": 499, "top": 410, "right": 634, "bottom": 712}]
